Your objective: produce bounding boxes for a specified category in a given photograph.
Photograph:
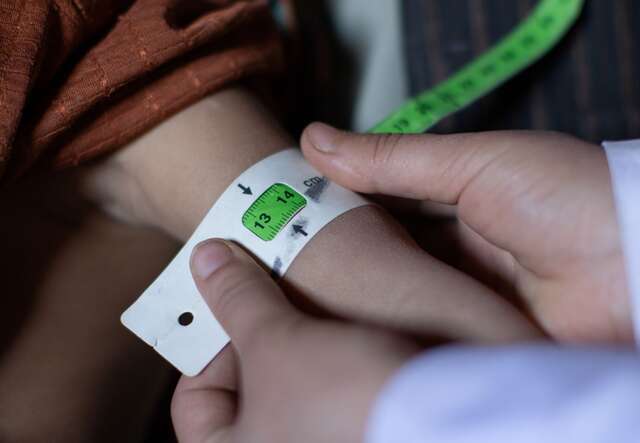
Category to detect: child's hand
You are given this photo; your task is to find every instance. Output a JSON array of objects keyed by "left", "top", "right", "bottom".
[
  {"left": 302, "top": 124, "right": 630, "bottom": 343},
  {"left": 172, "top": 240, "right": 419, "bottom": 443}
]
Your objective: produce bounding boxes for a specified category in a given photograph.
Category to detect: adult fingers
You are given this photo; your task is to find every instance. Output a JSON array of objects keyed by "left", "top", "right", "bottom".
[
  {"left": 301, "top": 122, "right": 541, "bottom": 204},
  {"left": 171, "top": 345, "right": 238, "bottom": 443},
  {"left": 190, "top": 239, "right": 304, "bottom": 354}
]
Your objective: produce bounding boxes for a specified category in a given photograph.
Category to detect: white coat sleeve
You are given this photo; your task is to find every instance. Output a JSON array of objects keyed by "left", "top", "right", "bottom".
[
  {"left": 366, "top": 345, "right": 640, "bottom": 443},
  {"left": 604, "top": 139, "right": 640, "bottom": 342}
]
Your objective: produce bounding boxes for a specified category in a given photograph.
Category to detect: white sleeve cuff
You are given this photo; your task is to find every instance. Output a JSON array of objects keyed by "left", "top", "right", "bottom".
[
  {"left": 604, "top": 139, "right": 640, "bottom": 344},
  {"left": 366, "top": 345, "right": 640, "bottom": 443}
]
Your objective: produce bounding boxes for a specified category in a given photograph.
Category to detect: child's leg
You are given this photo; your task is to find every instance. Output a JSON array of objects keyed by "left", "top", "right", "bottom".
[
  {"left": 0, "top": 182, "right": 177, "bottom": 441},
  {"left": 86, "top": 88, "right": 540, "bottom": 341}
]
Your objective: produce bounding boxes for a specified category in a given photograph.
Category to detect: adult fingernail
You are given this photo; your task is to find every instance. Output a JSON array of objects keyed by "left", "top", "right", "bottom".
[
  {"left": 307, "top": 122, "right": 339, "bottom": 153},
  {"left": 192, "top": 240, "right": 232, "bottom": 280}
]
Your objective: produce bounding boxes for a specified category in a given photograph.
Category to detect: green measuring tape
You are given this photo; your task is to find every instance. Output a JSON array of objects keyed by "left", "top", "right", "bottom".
[
  {"left": 241, "top": 0, "right": 584, "bottom": 242},
  {"left": 371, "top": 0, "right": 585, "bottom": 134}
]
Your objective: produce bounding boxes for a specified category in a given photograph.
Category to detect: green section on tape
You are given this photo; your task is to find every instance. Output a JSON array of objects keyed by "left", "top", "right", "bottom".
[
  {"left": 242, "top": 183, "right": 307, "bottom": 241},
  {"left": 371, "top": 0, "right": 584, "bottom": 134}
]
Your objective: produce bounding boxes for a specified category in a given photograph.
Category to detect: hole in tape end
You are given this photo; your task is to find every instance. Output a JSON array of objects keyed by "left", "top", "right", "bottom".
[{"left": 178, "top": 312, "right": 194, "bottom": 326}]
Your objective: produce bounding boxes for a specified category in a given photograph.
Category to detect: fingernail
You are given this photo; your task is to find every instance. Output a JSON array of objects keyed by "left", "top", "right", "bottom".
[
  {"left": 192, "top": 240, "right": 232, "bottom": 280},
  {"left": 307, "top": 122, "right": 339, "bottom": 153}
]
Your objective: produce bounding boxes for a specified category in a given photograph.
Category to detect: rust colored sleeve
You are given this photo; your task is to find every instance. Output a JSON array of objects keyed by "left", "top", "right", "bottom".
[{"left": 0, "top": 0, "right": 283, "bottom": 180}]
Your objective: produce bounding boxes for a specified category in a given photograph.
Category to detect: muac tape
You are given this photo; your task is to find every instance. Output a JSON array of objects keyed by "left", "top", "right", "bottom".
[{"left": 121, "top": 149, "right": 369, "bottom": 376}]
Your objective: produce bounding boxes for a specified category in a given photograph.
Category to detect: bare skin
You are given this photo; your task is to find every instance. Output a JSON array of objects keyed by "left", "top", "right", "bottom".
[
  {"left": 173, "top": 240, "right": 420, "bottom": 443},
  {"left": 0, "top": 177, "right": 178, "bottom": 442},
  {"left": 77, "top": 88, "right": 540, "bottom": 343},
  {"left": 0, "top": 88, "right": 539, "bottom": 441},
  {"left": 171, "top": 126, "right": 631, "bottom": 443},
  {"left": 301, "top": 124, "right": 631, "bottom": 343}
]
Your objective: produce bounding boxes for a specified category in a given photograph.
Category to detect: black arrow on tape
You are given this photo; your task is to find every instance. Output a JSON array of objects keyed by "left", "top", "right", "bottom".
[
  {"left": 293, "top": 225, "right": 308, "bottom": 236},
  {"left": 237, "top": 184, "right": 253, "bottom": 195}
]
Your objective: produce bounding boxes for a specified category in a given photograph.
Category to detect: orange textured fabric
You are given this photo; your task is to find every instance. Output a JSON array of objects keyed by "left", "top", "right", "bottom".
[{"left": 0, "top": 0, "right": 283, "bottom": 180}]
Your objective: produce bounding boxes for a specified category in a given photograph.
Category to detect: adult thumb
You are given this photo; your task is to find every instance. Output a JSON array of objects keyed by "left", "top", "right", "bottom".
[
  {"left": 301, "top": 122, "right": 519, "bottom": 204},
  {"left": 190, "top": 240, "right": 303, "bottom": 353}
]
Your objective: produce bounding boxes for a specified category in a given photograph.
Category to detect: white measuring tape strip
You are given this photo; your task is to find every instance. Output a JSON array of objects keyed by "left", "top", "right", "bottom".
[{"left": 121, "top": 149, "right": 370, "bottom": 375}]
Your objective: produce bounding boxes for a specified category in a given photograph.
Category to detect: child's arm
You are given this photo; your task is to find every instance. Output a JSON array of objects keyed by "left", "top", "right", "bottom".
[{"left": 79, "top": 87, "right": 540, "bottom": 342}]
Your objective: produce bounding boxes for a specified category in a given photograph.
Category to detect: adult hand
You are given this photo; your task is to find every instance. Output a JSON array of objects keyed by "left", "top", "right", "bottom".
[
  {"left": 301, "top": 124, "right": 630, "bottom": 343},
  {"left": 172, "top": 240, "right": 418, "bottom": 443}
]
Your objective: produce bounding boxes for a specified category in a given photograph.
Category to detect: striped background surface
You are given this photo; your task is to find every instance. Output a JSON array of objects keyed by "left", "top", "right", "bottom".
[{"left": 403, "top": 0, "right": 640, "bottom": 141}]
